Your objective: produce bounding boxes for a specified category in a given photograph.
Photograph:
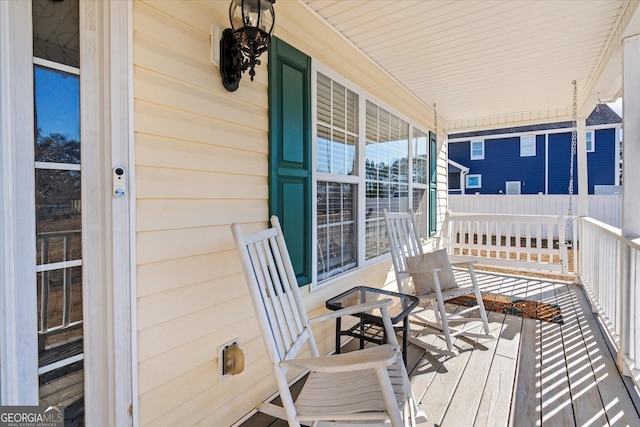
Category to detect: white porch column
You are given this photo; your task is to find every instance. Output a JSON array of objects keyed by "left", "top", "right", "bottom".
[
  {"left": 619, "top": 33, "right": 640, "bottom": 377},
  {"left": 576, "top": 118, "right": 589, "bottom": 216},
  {"left": 622, "top": 34, "right": 640, "bottom": 239}
]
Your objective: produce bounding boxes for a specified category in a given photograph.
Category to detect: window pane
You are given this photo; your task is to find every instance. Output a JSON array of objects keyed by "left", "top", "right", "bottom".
[
  {"left": 520, "top": 136, "right": 535, "bottom": 157},
  {"left": 412, "top": 188, "right": 428, "bottom": 240},
  {"left": 316, "top": 73, "right": 358, "bottom": 176},
  {"left": 365, "top": 102, "right": 409, "bottom": 259},
  {"left": 317, "top": 125, "right": 331, "bottom": 173},
  {"left": 36, "top": 169, "right": 82, "bottom": 265},
  {"left": 34, "top": 66, "right": 80, "bottom": 164},
  {"left": 413, "top": 128, "right": 428, "bottom": 184},
  {"left": 33, "top": 0, "right": 80, "bottom": 68},
  {"left": 317, "top": 182, "right": 357, "bottom": 280}
]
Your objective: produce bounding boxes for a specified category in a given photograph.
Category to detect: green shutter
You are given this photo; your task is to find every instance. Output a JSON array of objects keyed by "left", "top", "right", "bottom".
[
  {"left": 429, "top": 131, "right": 437, "bottom": 237},
  {"left": 268, "top": 38, "right": 312, "bottom": 286}
]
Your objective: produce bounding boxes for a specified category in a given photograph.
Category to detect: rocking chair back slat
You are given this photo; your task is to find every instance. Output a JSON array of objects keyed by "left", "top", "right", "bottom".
[
  {"left": 385, "top": 209, "right": 423, "bottom": 294},
  {"left": 235, "top": 222, "right": 311, "bottom": 364}
]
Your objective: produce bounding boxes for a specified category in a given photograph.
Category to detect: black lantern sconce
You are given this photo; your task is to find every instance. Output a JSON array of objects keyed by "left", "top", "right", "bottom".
[{"left": 219, "top": 0, "right": 276, "bottom": 92}]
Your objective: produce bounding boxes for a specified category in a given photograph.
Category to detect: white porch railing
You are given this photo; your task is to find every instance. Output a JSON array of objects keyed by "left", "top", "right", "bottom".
[
  {"left": 441, "top": 212, "right": 577, "bottom": 275},
  {"left": 579, "top": 217, "right": 640, "bottom": 388},
  {"left": 443, "top": 211, "right": 639, "bottom": 388},
  {"left": 449, "top": 194, "right": 622, "bottom": 228}
]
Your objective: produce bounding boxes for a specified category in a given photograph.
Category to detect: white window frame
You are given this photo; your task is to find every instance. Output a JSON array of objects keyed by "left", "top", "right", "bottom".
[
  {"left": 470, "top": 140, "right": 484, "bottom": 160},
  {"left": 586, "top": 130, "right": 595, "bottom": 152},
  {"left": 520, "top": 135, "right": 536, "bottom": 157},
  {"left": 312, "top": 61, "right": 434, "bottom": 287},
  {"left": 506, "top": 181, "right": 521, "bottom": 194},
  {"left": 466, "top": 174, "right": 482, "bottom": 189}
]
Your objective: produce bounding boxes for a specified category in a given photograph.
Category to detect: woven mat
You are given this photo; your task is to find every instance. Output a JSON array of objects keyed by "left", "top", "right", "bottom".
[{"left": 447, "top": 292, "right": 564, "bottom": 324}]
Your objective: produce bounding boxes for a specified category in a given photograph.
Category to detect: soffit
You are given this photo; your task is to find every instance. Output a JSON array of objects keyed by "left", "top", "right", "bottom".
[{"left": 302, "top": 0, "right": 635, "bottom": 131}]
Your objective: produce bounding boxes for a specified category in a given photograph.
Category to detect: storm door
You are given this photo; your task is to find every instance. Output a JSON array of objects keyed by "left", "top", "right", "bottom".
[{"left": 32, "top": 0, "right": 85, "bottom": 424}]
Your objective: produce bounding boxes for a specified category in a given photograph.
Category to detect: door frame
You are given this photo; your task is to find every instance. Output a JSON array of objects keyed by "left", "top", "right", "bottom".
[{"left": 0, "top": 1, "right": 136, "bottom": 425}]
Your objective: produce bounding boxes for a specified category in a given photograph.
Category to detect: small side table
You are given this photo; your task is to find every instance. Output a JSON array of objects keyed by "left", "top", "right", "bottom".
[{"left": 326, "top": 286, "right": 419, "bottom": 366}]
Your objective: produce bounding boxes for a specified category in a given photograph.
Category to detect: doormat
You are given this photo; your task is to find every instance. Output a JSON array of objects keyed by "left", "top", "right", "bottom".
[{"left": 447, "top": 292, "right": 564, "bottom": 324}]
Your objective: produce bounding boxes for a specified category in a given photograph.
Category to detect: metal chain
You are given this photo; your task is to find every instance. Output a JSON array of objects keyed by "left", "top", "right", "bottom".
[
  {"left": 567, "top": 81, "right": 578, "bottom": 269},
  {"left": 433, "top": 103, "right": 437, "bottom": 139},
  {"left": 568, "top": 81, "right": 577, "bottom": 217}
]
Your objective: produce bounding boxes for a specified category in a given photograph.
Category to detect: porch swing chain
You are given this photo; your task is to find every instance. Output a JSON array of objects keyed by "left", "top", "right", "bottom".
[
  {"left": 567, "top": 80, "right": 578, "bottom": 256},
  {"left": 433, "top": 103, "right": 437, "bottom": 138}
]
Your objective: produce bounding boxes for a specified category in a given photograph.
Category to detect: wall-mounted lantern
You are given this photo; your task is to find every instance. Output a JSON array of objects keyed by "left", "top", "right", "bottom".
[{"left": 219, "top": 0, "right": 276, "bottom": 92}]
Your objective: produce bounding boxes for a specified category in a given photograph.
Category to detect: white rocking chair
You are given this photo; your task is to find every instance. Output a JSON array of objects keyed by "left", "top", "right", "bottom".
[
  {"left": 231, "top": 216, "right": 418, "bottom": 427},
  {"left": 383, "top": 209, "right": 494, "bottom": 357}
]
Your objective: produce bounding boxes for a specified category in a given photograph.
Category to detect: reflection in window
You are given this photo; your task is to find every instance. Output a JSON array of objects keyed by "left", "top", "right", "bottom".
[
  {"left": 34, "top": 66, "right": 80, "bottom": 164},
  {"left": 317, "top": 73, "right": 357, "bottom": 175},
  {"left": 33, "top": 0, "right": 80, "bottom": 68},
  {"left": 365, "top": 101, "right": 409, "bottom": 259},
  {"left": 316, "top": 73, "right": 359, "bottom": 281}
]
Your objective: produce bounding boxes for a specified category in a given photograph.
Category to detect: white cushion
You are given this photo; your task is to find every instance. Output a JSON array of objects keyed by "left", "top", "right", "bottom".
[{"left": 406, "top": 249, "right": 459, "bottom": 295}]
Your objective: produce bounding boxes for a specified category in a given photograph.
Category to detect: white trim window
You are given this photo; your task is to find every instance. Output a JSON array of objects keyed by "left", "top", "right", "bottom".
[
  {"left": 470, "top": 140, "right": 484, "bottom": 160},
  {"left": 466, "top": 174, "right": 482, "bottom": 189},
  {"left": 586, "top": 130, "right": 595, "bottom": 152},
  {"left": 316, "top": 72, "right": 359, "bottom": 281},
  {"left": 313, "top": 64, "right": 434, "bottom": 285},
  {"left": 506, "top": 181, "right": 521, "bottom": 194},
  {"left": 520, "top": 135, "right": 536, "bottom": 157}
]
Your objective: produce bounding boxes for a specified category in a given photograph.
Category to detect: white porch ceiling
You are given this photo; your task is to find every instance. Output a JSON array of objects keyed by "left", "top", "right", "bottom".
[{"left": 301, "top": 0, "right": 640, "bottom": 131}]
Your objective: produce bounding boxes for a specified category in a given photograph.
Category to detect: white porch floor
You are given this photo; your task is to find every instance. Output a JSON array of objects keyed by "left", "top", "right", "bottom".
[{"left": 240, "top": 271, "right": 640, "bottom": 426}]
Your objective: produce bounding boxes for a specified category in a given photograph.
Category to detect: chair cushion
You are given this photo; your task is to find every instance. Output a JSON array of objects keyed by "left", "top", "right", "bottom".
[{"left": 406, "top": 249, "right": 459, "bottom": 296}]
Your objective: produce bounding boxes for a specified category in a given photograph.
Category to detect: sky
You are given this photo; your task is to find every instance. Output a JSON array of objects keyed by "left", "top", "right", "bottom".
[{"left": 608, "top": 98, "right": 622, "bottom": 117}]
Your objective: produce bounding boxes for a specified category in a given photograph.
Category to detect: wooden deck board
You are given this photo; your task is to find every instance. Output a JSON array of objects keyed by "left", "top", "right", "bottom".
[{"left": 239, "top": 272, "right": 640, "bottom": 427}]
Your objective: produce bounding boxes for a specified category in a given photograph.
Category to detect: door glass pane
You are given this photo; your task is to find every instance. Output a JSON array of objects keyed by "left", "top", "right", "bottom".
[
  {"left": 32, "top": 0, "right": 80, "bottom": 68},
  {"left": 34, "top": 66, "right": 80, "bottom": 164},
  {"left": 33, "top": 1, "right": 84, "bottom": 424},
  {"left": 36, "top": 169, "right": 82, "bottom": 264}
]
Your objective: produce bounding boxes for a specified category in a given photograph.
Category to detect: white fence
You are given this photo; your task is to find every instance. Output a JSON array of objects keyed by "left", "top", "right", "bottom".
[{"left": 449, "top": 194, "right": 622, "bottom": 228}]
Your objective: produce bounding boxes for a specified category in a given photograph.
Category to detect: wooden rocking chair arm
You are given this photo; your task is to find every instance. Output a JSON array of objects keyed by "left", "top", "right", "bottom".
[
  {"left": 279, "top": 344, "right": 400, "bottom": 372},
  {"left": 310, "top": 299, "right": 393, "bottom": 324}
]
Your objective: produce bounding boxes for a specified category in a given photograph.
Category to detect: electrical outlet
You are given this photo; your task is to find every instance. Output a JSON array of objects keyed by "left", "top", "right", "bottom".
[{"left": 218, "top": 338, "right": 240, "bottom": 381}]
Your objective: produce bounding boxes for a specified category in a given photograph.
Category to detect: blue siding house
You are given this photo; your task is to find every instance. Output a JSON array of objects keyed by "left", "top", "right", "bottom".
[{"left": 448, "top": 105, "right": 621, "bottom": 195}]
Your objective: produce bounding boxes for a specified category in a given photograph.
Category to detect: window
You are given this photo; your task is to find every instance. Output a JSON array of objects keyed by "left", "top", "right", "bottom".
[
  {"left": 466, "top": 174, "right": 482, "bottom": 189},
  {"left": 412, "top": 128, "right": 429, "bottom": 239},
  {"left": 506, "top": 181, "right": 521, "bottom": 194},
  {"left": 520, "top": 135, "right": 536, "bottom": 157},
  {"left": 470, "top": 140, "right": 484, "bottom": 160},
  {"left": 365, "top": 101, "right": 409, "bottom": 259},
  {"left": 271, "top": 49, "right": 438, "bottom": 286},
  {"left": 316, "top": 73, "right": 358, "bottom": 281},
  {"left": 586, "top": 130, "right": 595, "bottom": 152}
]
